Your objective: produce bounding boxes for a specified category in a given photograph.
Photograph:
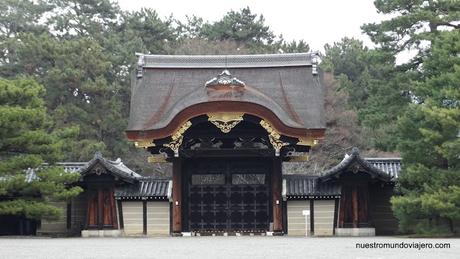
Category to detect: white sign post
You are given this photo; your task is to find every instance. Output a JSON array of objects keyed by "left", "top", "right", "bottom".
[{"left": 302, "top": 210, "right": 310, "bottom": 237}]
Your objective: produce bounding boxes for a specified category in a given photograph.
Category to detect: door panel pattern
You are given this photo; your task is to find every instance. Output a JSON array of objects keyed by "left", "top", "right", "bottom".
[{"left": 187, "top": 160, "right": 270, "bottom": 232}]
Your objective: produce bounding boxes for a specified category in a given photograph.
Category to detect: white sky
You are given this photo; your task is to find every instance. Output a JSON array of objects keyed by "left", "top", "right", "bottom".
[{"left": 117, "top": 0, "right": 388, "bottom": 52}]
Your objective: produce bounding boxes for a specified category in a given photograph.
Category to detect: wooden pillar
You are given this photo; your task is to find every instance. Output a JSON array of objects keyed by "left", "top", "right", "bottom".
[
  {"left": 143, "top": 201, "right": 147, "bottom": 235},
  {"left": 352, "top": 186, "right": 358, "bottom": 228},
  {"left": 338, "top": 195, "right": 345, "bottom": 228},
  {"left": 310, "top": 200, "right": 314, "bottom": 236},
  {"left": 66, "top": 203, "right": 72, "bottom": 230},
  {"left": 272, "top": 158, "right": 283, "bottom": 234},
  {"left": 333, "top": 198, "right": 339, "bottom": 234},
  {"left": 109, "top": 189, "right": 118, "bottom": 229},
  {"left": 172, "top": 158, "right": 183, "bottom": 235},
  {"left": 117, "top": 200, "right": 124, "bottom": 229}
]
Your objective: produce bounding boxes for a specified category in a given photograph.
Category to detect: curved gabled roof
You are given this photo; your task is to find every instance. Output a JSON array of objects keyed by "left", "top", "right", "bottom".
[
  {"left": 319, "top": 148, "right": 393, "bottom": 182},
  {"left": 78, "top": 152, "right": 141, "bottom": 182},
  {"left": 126, "top": 53, "right": 325, "bottom": 141}
]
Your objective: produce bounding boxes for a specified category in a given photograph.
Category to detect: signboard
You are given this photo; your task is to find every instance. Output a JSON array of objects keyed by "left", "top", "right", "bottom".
[
  {"left": 232, "top": 174, "right": 265, "bottom": 185},
  {"left": 192, "top": 174, "right": 225, "bottom": 185},
  {"left": 286, "top": 152, "right": 309, "bottom": 162}
]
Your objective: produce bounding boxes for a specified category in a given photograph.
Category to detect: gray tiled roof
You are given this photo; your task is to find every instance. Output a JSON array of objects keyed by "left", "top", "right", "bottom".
[
  {"left": 78, "top": 152, "right": 141, "bottom": 182},
  {"left": 115, "top": 178, "right": 171, "bottom": 200},
  {"left": 319, "top": 148, "right": 393, "bottom": 182},
  {"left": 365, "top": 158, "right": 402, "bottom": 179},
  {"left": 139, "top": 53, "right": 314, "bottom": 68},
  {"left": 283, "top": 175, "right": 341, "bottom": 199},
  {"left": 24, "top": 162, "right": 86, "bottom": 182},
  {"left": 22, "top": 153, "right": 141, "bottom": 183}
]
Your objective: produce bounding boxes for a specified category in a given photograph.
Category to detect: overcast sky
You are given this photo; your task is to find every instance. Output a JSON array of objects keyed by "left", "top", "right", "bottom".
[{"left": 117, "top": 0, "right": 388, "bottom": 52}]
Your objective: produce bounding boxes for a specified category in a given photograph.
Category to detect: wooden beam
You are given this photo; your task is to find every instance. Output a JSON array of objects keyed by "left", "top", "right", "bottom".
[
  {"left": 172, "top": 158, "right": 183, "bottom": 235},
  {"left": 272, "top": 158, "right": 283, "bottom": 234},
  {"left": 352, "top": 186, "right": 359, "bottom": 228}
]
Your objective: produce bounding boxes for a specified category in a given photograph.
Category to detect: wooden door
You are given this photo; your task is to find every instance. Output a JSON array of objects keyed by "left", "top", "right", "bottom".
[
  {"left": 86, "top": 188, "right": 118, "bottom": 229},
  {"left": 339, "top": 184, "right": 369, "bottom": 228}
]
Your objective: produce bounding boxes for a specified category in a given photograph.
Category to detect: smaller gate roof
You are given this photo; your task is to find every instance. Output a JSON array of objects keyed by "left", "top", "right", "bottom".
[
  {"left": 115, "top": 178, "right": 171, "bottom": 200},
  {"left": 319, "top": 148, "right": 395, "bottom": 182},
  {"left": 78, "top": 152, "right": 141, "bottom": 183},
  {"left": 283, "top": 175, "right": 341, "bottom": 200}
]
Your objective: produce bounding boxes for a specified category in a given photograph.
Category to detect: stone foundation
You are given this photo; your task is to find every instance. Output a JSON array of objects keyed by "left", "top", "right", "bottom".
[
  {"left": 81, "top": 230, "right": 122, "bottom": 237},
  {"left": 335, "top": 228, "right": 375, "bottom": 236}
]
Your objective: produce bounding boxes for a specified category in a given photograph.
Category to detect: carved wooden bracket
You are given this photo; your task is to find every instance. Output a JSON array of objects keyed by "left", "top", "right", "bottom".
[
  {"left": 259, "top": 120, "right": 288, "bottom": 156},
  {"left": 165, "top": 121, "right": 192, "bottom": 157}
]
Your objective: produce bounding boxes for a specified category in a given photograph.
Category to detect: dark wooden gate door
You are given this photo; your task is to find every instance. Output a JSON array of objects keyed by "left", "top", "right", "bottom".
[
  {"left": 86, "top": 188, "right": 118, "bottom": 229},
  {"left": 339, "top": 184, "right": 369, "bottom": 228},
  {"left": 186, "top": 159, "right": 270, "bottom": 233}
]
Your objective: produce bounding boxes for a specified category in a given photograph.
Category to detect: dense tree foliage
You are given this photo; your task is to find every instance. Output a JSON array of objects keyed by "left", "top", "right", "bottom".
[
  {"left": 322, "top": 38, "right": 410, "bottom": 150},
  {"left": 321, "top": 0, "right": 459, "bottom": 234},
  {"left": 362, "top": 0, "right": 460, "bottom": 66},
  {"left": 0, "top": 78, "right": 82, "bottom": 220},
  {"left": 297, "top": 73, "right": 367, "bottom": 175},
  {"left": 358, "top": 0, "right": 459, "bottom": 235},
  {"left": 392, "top": 29, "right": 460, "bottom": 235}
]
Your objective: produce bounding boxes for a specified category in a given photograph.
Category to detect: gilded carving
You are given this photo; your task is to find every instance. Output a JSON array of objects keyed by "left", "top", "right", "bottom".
[
  {"left": 164, "top": 136, "right": 183, "bottom": 157},
  {"left": 268, "top": 135, "right": 288, "bottom": 156},
  {"left": 207, "top": 112, "right": 244, "bottom": 133},
  {"left": 172, "top": 121, "right": 192, "bottom": 141},
  {"left": 297, "top": 137, "right": 319, "bottom": 147},
  {"left": 259, "top": 120, "right": 281, "bottom": 139},
  {"left": 259, "top": 120, "right": 287, "bottom": 156},
  {"left": 134, "top": 139, "right": 155, "bottom": 148},
  {"left": 164, "top": 120, "right": 192, "bottom": 157},
  {"left": 147, "top": 155, "right": 167, "bottom": 163}
]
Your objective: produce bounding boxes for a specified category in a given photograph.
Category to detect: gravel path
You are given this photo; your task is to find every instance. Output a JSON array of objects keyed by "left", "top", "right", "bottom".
[{"left": 0, "top": 236, "right": 458, "bottom": 259}]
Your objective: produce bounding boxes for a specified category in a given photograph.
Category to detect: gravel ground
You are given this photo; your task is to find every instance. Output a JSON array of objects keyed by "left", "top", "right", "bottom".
[{"left": 0, "top": 236, "right": 458, "bottom": 259}]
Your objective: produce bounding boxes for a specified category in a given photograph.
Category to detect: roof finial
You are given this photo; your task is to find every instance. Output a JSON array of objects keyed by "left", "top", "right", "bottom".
[
  {"left": 136, "top": 53, "right": 145, "bottom": 78},
  {"left": 311, "top": 51, "right": 319, "bottom": 76},
  {"left": 95, "top": 151, "right": 103, "bottom": 159},
  {"left": 351, "top": 147, "right": 360, "bottom": 155}
]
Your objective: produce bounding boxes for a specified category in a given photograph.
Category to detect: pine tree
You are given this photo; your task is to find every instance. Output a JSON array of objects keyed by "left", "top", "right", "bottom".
[
  {"left": 392, "top": 30, "right": 460, "bottom": 234},
  {"left": 0, "top": 78, "right": 82, "bottom": 220},
  {"left": 361, "top": 0, "right": 459, "bottom": 234}
]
